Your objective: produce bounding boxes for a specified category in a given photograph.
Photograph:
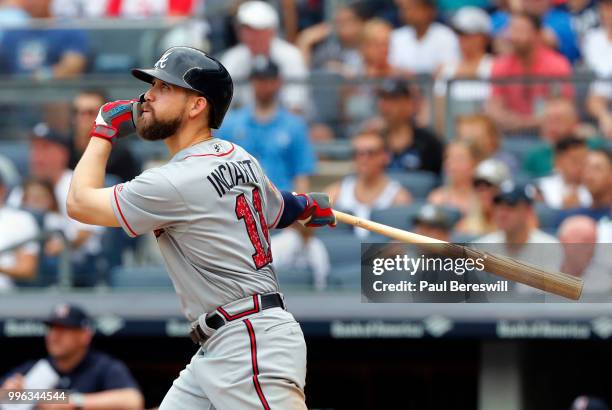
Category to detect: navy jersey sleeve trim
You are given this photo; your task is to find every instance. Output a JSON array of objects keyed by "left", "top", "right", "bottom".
[{"left": 276, "top": 191, "right": 308, "bottom": 229}]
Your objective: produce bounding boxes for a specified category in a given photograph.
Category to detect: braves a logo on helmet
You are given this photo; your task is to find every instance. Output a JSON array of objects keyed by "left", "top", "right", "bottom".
[{"left": 154, "top": 50, "right": 173, "bottom": 69}]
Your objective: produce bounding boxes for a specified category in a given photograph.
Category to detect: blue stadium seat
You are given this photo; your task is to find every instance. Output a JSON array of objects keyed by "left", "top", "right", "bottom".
[
  {"left": 0, "top": 140, "right": 29, "bottom": 177},
  {"left": 451, "top": 232, "right": 479, "bottom": 243},
  {"left": 388, "top": 171, "right": 438, "bottom": 199},
  {"left": 310, "top": 70, "right": 343, "bottom": 128},
  {"left": 313, "top": 140, "right": 352, "bottom": 160},
  {"left": 317, "top": 232, "right": 362, "bottom": 289},
  {"left": 275, "top": 268, "right": 313, "bottom": 289},
  {"left": 87, "top": 27, "right": 167, "bottom": 73},
  {"left": 127, "top": 139, "right": 169, "bottom": 164},
  {"left": 110, "top": 265, "right": 173, "bottom": 289},
  {"left": 370, "top": 204, "right": 425, "bottom": 231},
  {"left": 501, "top": 137, "right": 540, "bottom": 164},
  {"left": 534, "top": 202, "right": 562, "bottom": 231}
]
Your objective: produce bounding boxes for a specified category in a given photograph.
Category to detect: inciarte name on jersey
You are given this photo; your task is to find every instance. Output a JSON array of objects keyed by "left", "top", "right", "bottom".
[{"left": 206, "top": 160, "right": 260, "bottom": 197}]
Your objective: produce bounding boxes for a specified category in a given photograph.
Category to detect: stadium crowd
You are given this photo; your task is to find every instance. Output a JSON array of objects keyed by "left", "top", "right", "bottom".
[{"left": 0, "top": 0, "right": 612, "bottom": 292}]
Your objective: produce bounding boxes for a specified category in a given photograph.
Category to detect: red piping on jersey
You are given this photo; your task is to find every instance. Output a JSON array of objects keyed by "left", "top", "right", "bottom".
[
  {"left": 181, "top": 143, "right": 236, "bottom": 160},
  {"left": 244, "top": 319, "right": 271, "bottom": 410},
  {"left": 217, "top": 295, "right": 260, "bottom": 321},
  {"left": 113, "top": 185, "right": 138, "bottom": 237}
]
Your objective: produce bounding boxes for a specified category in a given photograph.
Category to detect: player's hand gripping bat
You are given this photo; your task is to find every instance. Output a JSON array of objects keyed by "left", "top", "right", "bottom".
[{"left": 333, "top": 210, "right": 583, "bottom": 300}]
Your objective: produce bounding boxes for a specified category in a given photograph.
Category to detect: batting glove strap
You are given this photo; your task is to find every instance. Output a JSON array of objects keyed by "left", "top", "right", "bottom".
[
  {"left": 296, "top": 192, "right": 336, "bottom": 228},
  {"left": 90, "top": 99, "right": 138, "bottom": 144}
]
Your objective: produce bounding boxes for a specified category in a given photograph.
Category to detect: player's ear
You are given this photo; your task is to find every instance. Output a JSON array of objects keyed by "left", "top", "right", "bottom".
[{"left": 188, "top": 95, "right": 208, "bottom": 120}]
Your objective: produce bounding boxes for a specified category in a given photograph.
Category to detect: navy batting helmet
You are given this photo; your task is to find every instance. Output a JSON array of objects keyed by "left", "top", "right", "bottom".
[{"left": 132, "top": 47, "right": 233, "bottom": 129}]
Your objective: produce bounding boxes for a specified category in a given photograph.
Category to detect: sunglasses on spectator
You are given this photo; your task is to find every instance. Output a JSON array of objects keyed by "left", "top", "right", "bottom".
[
  {"left": 473, "top": 179, "right": 495, "bottom": 188},
  {"left": 353, "top": 148, "right": 384, "bottom": 158}
]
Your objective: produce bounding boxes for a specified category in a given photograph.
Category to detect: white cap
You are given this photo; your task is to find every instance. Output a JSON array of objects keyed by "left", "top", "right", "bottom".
[
  {"left": 474, "top": 158, "right": 510, "bottom": 187},
  {"left": 451, "top": 6, "right": 492, "bottom": 35},
  {"left": 237, "top": 1, "right": 279, "bottom": 30}
]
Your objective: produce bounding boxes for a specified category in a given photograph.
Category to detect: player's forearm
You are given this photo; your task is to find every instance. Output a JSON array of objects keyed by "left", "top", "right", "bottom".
[
  {"left": 77, "top": 388, "right": 144, "bottom": 410},
  {"left": 69, "top": 138, "right": 111, "bottom": 204},
  {"left": 67, "top": 138, "right": 120, "bottom": 227}
]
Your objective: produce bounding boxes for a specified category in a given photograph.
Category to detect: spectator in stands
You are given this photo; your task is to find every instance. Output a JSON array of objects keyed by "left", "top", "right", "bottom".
[
  {"left": 537, "top": 137, "right": 592, "bottom": 209},
  {"left": 559, "top": 149, "right": 612, "bottom": 222},
  {"left": 358, "top": 18, "right": 395, "bottom": 79},
  {"left": 7, "top": 123, "right": 104, "bottom": 286},
  {"left": 433, "top": 7, "right": 493, "bottom": 134},
  {"left": 0, "top": 0, "right": 88, "bottom": 80},
  {"left": 0, "top": 173, "right": 39, "bottom": 291},
  {"left": 475, "top": 183, "right": 558, "bottom": 244},
  {"left": 474, "top": 183, "right": 561, "bottom": 294},
  {"left": 0, "top": 303, "right": 144, "bottom": 409},
  {"left": 412, "top": 203, "right": 457, "bottom": 242},
  {"left": 341, "top": 19, "right": 394, "bottom": 135},
  {"left": 523, "top": 0, "right": 579, "bottom": 64},
  {"left": 216, "top": 57, "right": 315, "bottom": 192},
  {"left": 559, "top": 0, "right": 600, "bottom": 47},
  {"left": 491, "top": 0, "right": 579, "bottom": 64},
  {"left": 221, "top": 1, "right": 308, "bottom": 113},
  {"left": 455, "top": 113, "right": 519, "bottom": 172},
  {"left": 428, "top": 140, "right": 480, "bottom": 216},
  {"left": 460, "top": 158, "right": 511, "bottom": 235},
  {"left": 523, "top": 97, "right": 586, "bottom": 177},
  {"left": 486, "top": 13, "right": 573, "bottom": 133},
  {"left": 558, "top": 215, "right": 611, "bottom": 293},
  {"left": 584, "top": 0, "right": 612, "bottom": 139},
  {"left": 271, "top": 223, "right": 331, "bottom": 291},
  {"left": 69, "top": 89, "right": 140, "bottom": 182},
  {"left": 21, "top": 178, "right": 66, "bottom": 283},
  {"left": 296, "top": 2, "right": 368, "bottom": 74},
  {"left": 341, "top": 18, "right": 395, "bottom": 136},
  {"left": 368, "top": 77, "right": 444, "bottom": 175},
  {"left": 326, "top": 131, "right": 412, "bottom": 238},
  {"left": 388, "top": 0, "right": 460, "bottom": 75}
]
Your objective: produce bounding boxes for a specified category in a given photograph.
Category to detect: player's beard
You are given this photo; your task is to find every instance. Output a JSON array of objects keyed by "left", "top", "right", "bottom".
[{"left": 137, "top": 111, "right": 184, "bottom": 141}]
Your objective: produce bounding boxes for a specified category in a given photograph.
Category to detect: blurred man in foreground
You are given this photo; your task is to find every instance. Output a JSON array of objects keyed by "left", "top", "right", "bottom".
[{"left": 1, "top": 303, "right": 143, "bottom": 409}]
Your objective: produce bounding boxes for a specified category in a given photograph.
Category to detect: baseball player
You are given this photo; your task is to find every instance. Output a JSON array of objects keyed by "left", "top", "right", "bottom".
[{"left": 66, "top": 46, "right": 336, "bottom": 409}]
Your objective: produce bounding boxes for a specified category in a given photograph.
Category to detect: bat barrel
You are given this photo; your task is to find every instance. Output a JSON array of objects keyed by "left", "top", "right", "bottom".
[{"left": 333, "top": 210, "right": 584, "bottom": 300}]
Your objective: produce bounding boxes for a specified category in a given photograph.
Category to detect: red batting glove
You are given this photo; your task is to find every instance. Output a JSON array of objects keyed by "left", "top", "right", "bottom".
[
  {"left": 296, "top": 192, "right": 336, "bottom": 228},
  {"left": 90, "top": 99, "right": 139, "bottom": 144}
]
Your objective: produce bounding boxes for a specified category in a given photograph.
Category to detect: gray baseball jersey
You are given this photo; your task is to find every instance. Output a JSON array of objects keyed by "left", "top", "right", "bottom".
[{"left": 110, "top": 138, "right": 285, "bottom": 320}]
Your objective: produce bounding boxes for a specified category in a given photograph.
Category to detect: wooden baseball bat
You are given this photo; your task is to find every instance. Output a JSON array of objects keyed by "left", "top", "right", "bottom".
[{"left": 333, "top": 210, "right": 583, "bottom": 300}]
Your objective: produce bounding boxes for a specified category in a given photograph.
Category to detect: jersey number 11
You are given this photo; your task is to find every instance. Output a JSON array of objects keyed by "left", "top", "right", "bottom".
[{"left": 235, "top": 188, "right": 272, "bottom": 269}]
